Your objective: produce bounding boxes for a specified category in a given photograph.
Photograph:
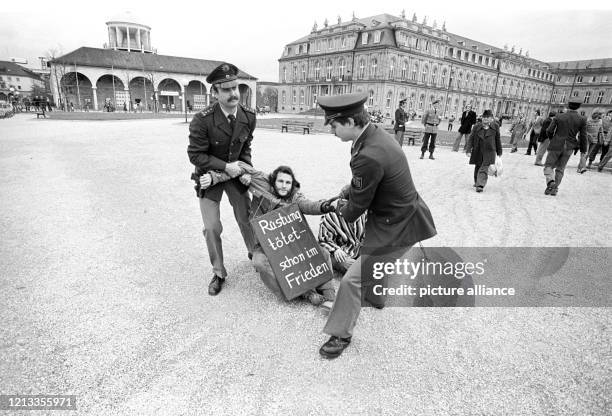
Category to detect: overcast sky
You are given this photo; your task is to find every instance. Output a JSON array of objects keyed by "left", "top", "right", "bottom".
[{"left": 1, "top": 0, "right": 611, "bottom": 81}]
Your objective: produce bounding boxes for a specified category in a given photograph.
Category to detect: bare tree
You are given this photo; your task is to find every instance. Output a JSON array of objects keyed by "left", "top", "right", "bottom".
[{"left": 46, "top": 47, "right": 69, "bottom": 110}]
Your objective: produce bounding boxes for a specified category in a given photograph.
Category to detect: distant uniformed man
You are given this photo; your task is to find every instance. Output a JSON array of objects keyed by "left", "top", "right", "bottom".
[
  {"left": 187, "top": 62, "right": 257, "bottom": 295},
  {"left": 420, "top": 99, "right": 442, "bottom": 159},
  {"left": 543, "top": 97, "right": 588, "bottom": 196},
  {"left": 394, "top": 99, "right": 408, "bottom": 146},
  {"left": 316, "top": 93, "right": 437, "bottom": 359}
]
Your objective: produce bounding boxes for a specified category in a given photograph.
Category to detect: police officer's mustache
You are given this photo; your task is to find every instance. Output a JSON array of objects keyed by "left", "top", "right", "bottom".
[{"left": 229, "top": 96, "right": 238, "bottom": 101}]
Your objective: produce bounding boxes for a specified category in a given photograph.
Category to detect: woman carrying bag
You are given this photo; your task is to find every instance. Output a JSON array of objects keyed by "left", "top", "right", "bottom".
[{"left": 466, "top": 110, "right": 503, "bottom": 193}]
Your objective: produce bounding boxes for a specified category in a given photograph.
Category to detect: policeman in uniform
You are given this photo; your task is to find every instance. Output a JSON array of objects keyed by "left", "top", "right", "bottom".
[
  {"left": 543, "top": 97, "right": 587, "bottom": 196},
  {"left": 420, "top": 99, "right": 442, "bottom": 159},
  {"left": 187, "top": 63, "right": 257, "bottom": 295},
  {"left": 393, "top": 99, "right": 408, "bottom": 146},
  {"left": 317, "top": 93, "right": 437, "bottom": 359}
]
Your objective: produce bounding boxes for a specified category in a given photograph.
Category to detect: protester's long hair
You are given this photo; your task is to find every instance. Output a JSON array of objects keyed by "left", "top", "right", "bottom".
[{"left": 268, "top": 166, "right": 300, "bottom": 198}]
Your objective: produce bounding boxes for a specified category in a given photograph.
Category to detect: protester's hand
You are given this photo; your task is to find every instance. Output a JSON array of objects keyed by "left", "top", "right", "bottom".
[
  {"left": 200, "top": 173, "right": 212, "bottom": 189},
  {"left": 239, "top": 173, "right": 252, "bottom": 186},
  {"left": 225, "top": 161, "right": 242, "bottom": 178},
  {"left": 334, "top": 249, "right": 348, "bottom": 264},
  {"left": 466, "top": 151, "right": 471, "bottom": 157}
]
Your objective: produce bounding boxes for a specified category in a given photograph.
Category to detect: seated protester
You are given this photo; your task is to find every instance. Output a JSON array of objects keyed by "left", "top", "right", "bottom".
[
  {"left": 318, "top": 210, "right": 366, "bottom": 274},
  {"left": 200, "top": 162, "right": 336, "bottom": 307}
]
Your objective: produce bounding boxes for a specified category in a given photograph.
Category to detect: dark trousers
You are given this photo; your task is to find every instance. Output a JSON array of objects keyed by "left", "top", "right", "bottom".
[
  {"left": 473, "top": 164, "right": 489, "bottom": 188},
  {"left": 544, "top": 148, "right": 573, "bottom": 187},
  {"left": 199, "top": 186, "right": 256, "bottom": 278},
  {"left": 448, "top": 123, "right": 453, "bottom": 131},
  {"left": 588, "top": 143, "right": 610, "bottom": 163},
  {"left": 421, "top": 133, "right": 437, "bottom": 154},
  {"left": 394, "top": 130, "right": 404, "bottom": 146},
  {"left": 526, "top": 130, "right": 538, "bottom": 154}
]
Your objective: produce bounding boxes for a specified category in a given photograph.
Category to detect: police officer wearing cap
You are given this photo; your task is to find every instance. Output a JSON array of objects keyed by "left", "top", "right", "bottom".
[
  {"left": 542, "top": 97, "right": 587, "bottom": 196},
  {"left": 420, "top": 99, "right": 441, "bottom": 159},
  {"left": 187, "top": 62, "right": 257, "bottom": 295},
  {"left": 316, "top": 92, "right": 437, "bottom": 359}
]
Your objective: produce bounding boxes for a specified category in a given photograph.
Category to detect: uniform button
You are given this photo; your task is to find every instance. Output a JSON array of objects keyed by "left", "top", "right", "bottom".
[{"left": 385, "top": 219, "right": 389, "bottom": 223}]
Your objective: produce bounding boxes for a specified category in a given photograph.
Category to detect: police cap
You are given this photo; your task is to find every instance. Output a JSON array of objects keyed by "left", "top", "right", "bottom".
[
  {"left": 206, "top": 63, "right": 239, "bottom": 88},
  {"left": 318, "top": 92, "right": 368, "bottom": 125},
  {"left": 568, "top": 97, "right": 582, "bottom": 105}
]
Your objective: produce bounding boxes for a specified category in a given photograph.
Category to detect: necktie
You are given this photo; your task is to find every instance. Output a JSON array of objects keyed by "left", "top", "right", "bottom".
[{"left": 228, "top": 114, "right": 236, "bottom": 132}]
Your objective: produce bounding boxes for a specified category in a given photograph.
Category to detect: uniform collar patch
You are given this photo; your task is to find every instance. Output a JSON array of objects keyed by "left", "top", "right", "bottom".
[{"left": 352, "top": 176, "right": 363, "bottom": 189}]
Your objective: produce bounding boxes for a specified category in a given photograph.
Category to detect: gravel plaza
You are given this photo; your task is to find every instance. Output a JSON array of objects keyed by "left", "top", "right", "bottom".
[{"left": 1, "top": 113, "right": 610, "bottom": 415}]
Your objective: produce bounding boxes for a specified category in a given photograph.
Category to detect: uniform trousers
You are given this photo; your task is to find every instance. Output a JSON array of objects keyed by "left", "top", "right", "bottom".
[
  {"left": 323, "top": 246, "right": 412, "bottom": 339},
  {"left": 421, "top": 133, "right": 437, "bottom": 154},
  {"left": 394, "top": 130, "right": 404, "bottom": 146},
  {"left": 588, "top": 143, "right": 610, "bottom": 163},
  {"left": 599, "top": 146, "right": 612, "bottom": 170},
  {"left": 526, "top": 130, "right": 538, "bottom": 154},
  {"left": 543, "top": 148, "right": 574, "bottom": 187},
  {"left": 199, "top": 187, "right": 256, "bottom": 278},
  {"left": 535, "top": 139, "right": 550, "bottom": 165}
]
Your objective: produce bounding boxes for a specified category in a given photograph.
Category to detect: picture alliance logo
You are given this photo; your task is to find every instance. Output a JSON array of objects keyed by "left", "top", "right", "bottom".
[{"left": 371, "top": 258, "right": 487, "bottom": 280}]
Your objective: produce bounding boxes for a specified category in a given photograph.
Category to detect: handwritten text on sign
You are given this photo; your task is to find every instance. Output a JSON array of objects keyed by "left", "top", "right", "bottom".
[{"left": 251, "top": 204, "right": 333, "bottom": 300}]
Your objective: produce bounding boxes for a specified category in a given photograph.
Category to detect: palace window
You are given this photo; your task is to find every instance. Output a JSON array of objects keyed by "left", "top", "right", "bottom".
[
  {"left": 300, "top": 89, "right": 305, "bottom": 105},
  {"left": 577, "top": 76, "right": 583, "bottom": 83},
  {"left": 282, "top": 67, "right": 287, "bottom": 82},
  {"left": 282, "top": 91, "right": 286, "bottom": 105},
  {"left": 292, "top": 90, "right": 297, "bottom": 104},
  {"left": 441, "top": 69, "right": 447, "bottom": 87},
  {"left": 421, "top": 65, "right": 428, "bottom": 83},
  {"left": 560, "top": 91, "right": 566, "bottom": 103},
  {"left": 431, "top": 67, "right": 437, "bottom": 85},
  {"left": 402, "top": 60, "right": 408, "bottom": 78},
  {"left": 572, "top": 90, "right": 579, "bottom": 97},
  {"left": 339, "top": 59, "right": 346, "bottom": 77},
  {"left": 314, "top": 61, "right": 321, "bottom": 79},
  {"left": 362, "top": 33, "right": 369, "bottom": 45},
  {"left": 368, "top": 90, "right": 375, "bottom": 106},
  {"left": 341, "top": 37, "right": 346, "bottom": 48},
  {"left": 584, "top": 91, "right": 591, "bottom": 103},
  {"left": 301, "top": 65, "right": 306, "bottom": 81},
  {"left": 418, "top": 94, "right": 425, "bottom": 110},
  {"left": 552, "top": 90, "right": 558, "bottom": 103},
  {"left": 412, "top": 63, "right": 418, "bottom": 81},
  {"left": 389, "top": 58, "right": 396, "bottom": 78},
  {"left": 374, "top": 31, "right": 381, "bottom": 43},
  {"left": 386, "top": 91, "right": 392, "bottom": 108},
  {"left": 359, "top": 59, "right": 366, "bottom": 79},
  {"left": 371, "top": 58, "right": 377, "bottom": 77},
  {"left": 293, "top": 65, "right": 297, "bottom": 81},
  {"left": 596, "top": 91, "right": 604, "bottom": 104},
  {"left": 326, "top": 60, "right": 333, "bottom": 79}
]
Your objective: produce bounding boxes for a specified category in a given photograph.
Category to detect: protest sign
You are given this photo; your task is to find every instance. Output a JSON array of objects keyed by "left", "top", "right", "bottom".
[{"left": 251, "top": 204, "right": 333, "bottom": 300}]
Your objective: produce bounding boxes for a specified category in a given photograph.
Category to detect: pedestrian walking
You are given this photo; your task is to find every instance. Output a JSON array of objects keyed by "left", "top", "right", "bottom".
[
  {"left": 448, "top": 114, "right": 455, "bottom": 131},
  {"left": 543, "top": 97, "right": 587, "bottom": 196},
  {"left": 394, "top": 99, "right": 408, "bottom": 146},
  {"left": 525, "top": 110, "right": 543, "bottom": 155},
  {"left": 509, "top": 115, "right": 528, "bottom": 153},
  {"left": 452, "top": 104, "right": 477, "bottom": 151},
  {"left": 466, "top": 110, "right": 503, "bottom": 193},
  {"left": 535, "top": 111, "right": 556, "bottom": 166}
]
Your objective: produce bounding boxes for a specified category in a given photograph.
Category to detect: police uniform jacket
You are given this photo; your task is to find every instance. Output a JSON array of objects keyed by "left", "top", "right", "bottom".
[
  {"left": 546, "top": 110, "right": 587, "bottom": 153},
  {"left": 466, "top": 122, "right": 502, "bottom": 166},
  {"left": 187, "top": 102, "right": 256, "bottom": 201},
  {"left": 422, "top": 109, "right": 441, "bottom": 134},
  {"left": 394, "top": 108, "right": 407, "bottom": 132},
  {"left": 339, "top": 124, "right": 437, "bottom": 248}
]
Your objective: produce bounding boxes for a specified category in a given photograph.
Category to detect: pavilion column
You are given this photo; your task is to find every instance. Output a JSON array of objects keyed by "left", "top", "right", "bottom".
[
  {"left": 92, "top": 87, "right": 98, "bottom": 110},
  {"left": 126, "top": 26, "right": 131, "bottom": 51}
]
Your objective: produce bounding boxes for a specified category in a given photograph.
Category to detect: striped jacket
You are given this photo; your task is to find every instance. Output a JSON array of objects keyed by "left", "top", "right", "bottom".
[{"left": 318, "top": 212, "right": 366, "bottom": 260}]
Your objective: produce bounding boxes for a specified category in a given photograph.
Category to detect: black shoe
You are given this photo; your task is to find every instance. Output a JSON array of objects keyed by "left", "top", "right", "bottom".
[
  {"left": 319, "top": 336, "right": 352, "bottom": 359},
  {"left": 473, "top": 183, "right": 477, "bottom": 187},
  {"left": 545, "top": 181, "right": 556, "bottom": 195},
  {"left": 524, "top": 152, "right": 531, "bottom": 155},
  {"left": 208, "top": 275, "right": 225, "bottom": 296},
  {"left": 510, "top": 148, "right": 517, "bottom": 153},
  {"left": 248, "top": 252, "right": 253, "bottom": 260},
  {"left": 476, "top": 186, "right": 483, "bottom": 193},
  {"left": 550, "top": 186, "right": 558, "bottom": 196},
  {"left": 429, "top": 154, "right": 435, "bottom": 160},
  {"left": 534, "top": 163, "right": 544, "bottom": 166},
  {"left": 419, "top": 154, "right": 424, "bottom": 159}
]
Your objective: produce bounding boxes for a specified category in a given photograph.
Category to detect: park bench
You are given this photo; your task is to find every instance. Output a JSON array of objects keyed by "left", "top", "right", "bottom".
[
  {"left": 281, "top": 120, "right": 314, "bottom": 134},
  {"left": 36, "top": 111, "right": 46, "bottom": 119}
]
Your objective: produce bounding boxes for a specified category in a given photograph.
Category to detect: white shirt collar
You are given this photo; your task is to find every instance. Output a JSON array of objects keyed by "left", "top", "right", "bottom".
[
  {"left": 220, "top": 105, "right": 238, "bottom": 120},
  {"left": 352, "top": 123, "right": 371, "bottom": 150}
]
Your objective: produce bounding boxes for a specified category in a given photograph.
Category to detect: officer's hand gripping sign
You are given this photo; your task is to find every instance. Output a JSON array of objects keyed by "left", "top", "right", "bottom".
[{"left": 251, "top": 204, "right": 333, "bottom": 300}]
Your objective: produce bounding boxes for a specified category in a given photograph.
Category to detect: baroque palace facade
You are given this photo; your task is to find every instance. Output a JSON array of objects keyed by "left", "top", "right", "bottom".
[{"left": 277, "top": 13, "right": 611, "bottom": 118}]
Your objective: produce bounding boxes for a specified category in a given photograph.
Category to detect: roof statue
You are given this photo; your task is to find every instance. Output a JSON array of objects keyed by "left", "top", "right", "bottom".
[
  {"left": 401, "top": 9, "right": 406, "bottom": 19},
  {"left": 324, "top": 18, "right": 328, "bottom": 27},
  {"left": 337, "top": 15, "right": 341, "bottom": 25},
  {"left": 412, "top": 13, "right": 417, "bottom": 23},
  {"left": 312, "top": 21, "right": 318, "bottom": 32}
]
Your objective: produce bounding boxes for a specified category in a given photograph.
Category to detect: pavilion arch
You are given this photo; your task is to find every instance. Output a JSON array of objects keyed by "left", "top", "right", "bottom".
[
  {"left": 185, "top": 80, "right": 208, "bottom": 110},
  {"left": 96, "top": 74, "right": 126, "bottom": 110},
  {"left": 128, "top": 76, "right": 154, "bottom": 111},
  {"left": 238, "top": 84, "right": 252, "bottom": 107},
  {"left": 60, "top": 72, "right": 93, "bottom": 110},
  {"left": 157, "top": 78, "right": 181, "bottom": 111}
]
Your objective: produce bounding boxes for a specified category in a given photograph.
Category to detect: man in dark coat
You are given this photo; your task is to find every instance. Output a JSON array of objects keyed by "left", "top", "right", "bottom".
[
  {"left": 452, "top": 104, "right": 477, "bottom": 151},
  {"left": 535, "top": 111, "right": 556, "bottom": 166},
  {"left": 543, "top": 97, "right": 588, "bottom": 196},
  {"left": 187, "top": 62, "right": 257, "bottom": 295},
  {"left": 316, "top": 93, "right": 437, "bottom": 359},
  {"left": 393, "top": 99, "right": 407, "bottom": 146},
  {"left": 466, "top": 110, "right": 503, "bottom": 192}
]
